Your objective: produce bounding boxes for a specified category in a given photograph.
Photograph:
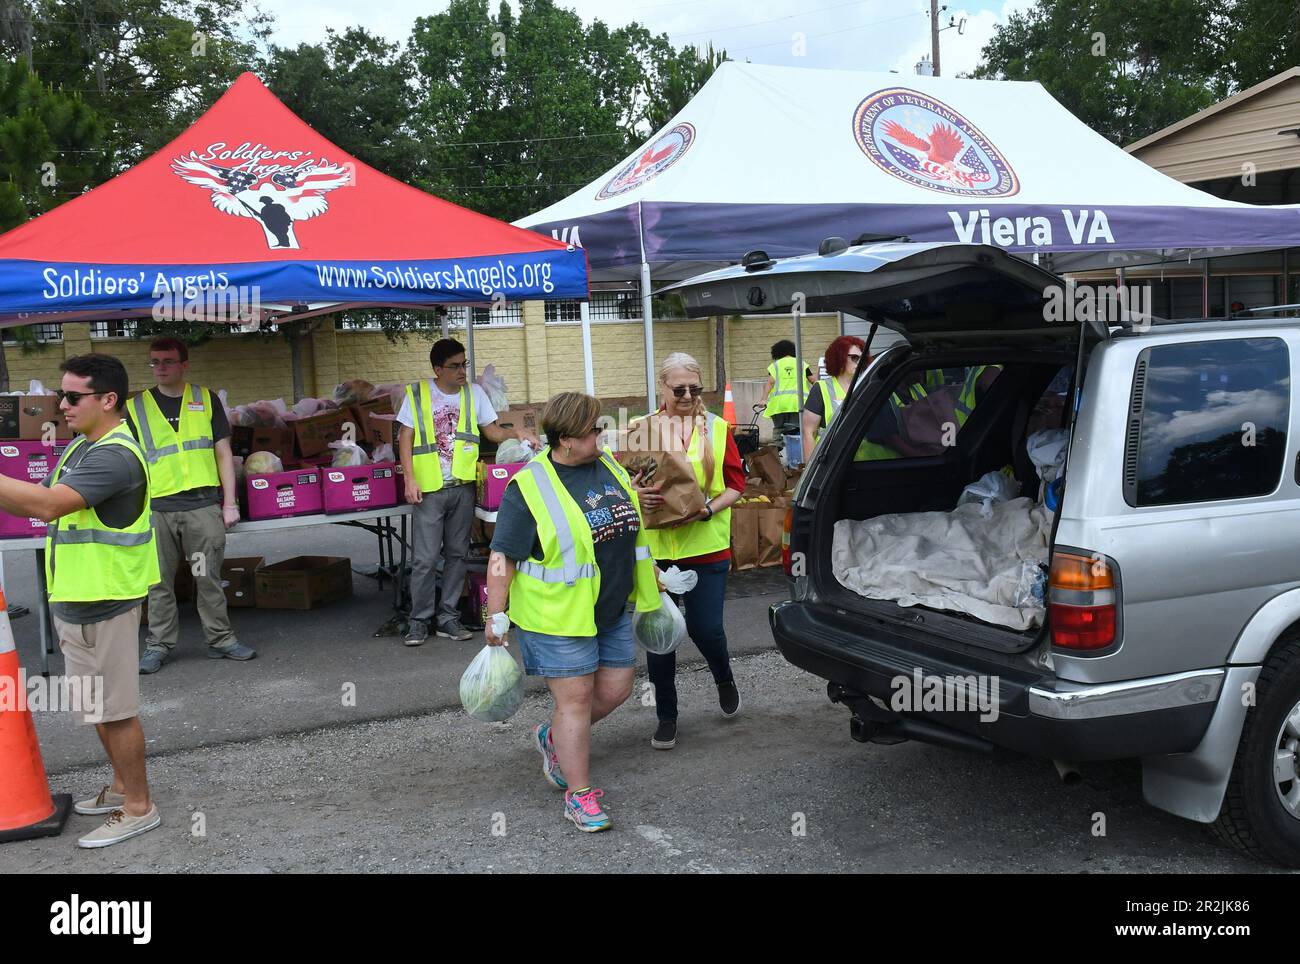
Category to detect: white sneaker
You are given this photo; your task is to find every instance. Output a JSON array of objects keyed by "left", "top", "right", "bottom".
[
  {"left": 77, "top": 806, "right": 161, "bottom": 849},
  {"left": 74, "top": 785, "right": 125, "bottom": 816}
]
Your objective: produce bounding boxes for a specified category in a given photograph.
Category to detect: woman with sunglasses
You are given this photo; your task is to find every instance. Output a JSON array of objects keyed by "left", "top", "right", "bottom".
[
  {"left": 632, "top": 352, "right": 746, "bottom": 751},
  {"left": 485, "top": 392, "right": 662, "bottom": 833},
  {"left": 801, "top": 335, "right": 867, "bottom": 462}
]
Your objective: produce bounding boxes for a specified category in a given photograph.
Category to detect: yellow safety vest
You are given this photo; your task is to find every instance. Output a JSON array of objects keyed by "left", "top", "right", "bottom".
[
  {"left": 764, "top": 358, "right": 801, "bottom": 417},
  {"left": 634, "top": 412, "right": 732, "bottom": 561},
  {"left": 406, "top": 381, "right": 479, "bottom": 493},
  {"left": 506, "top": 448, "right": 660, "bottom": 637},
  {"left": 45, "top": 423, "right": 160, "bottom": 603},
  {"left": 125, "top": 384, "right": 219, "bottom": 500},
  {"left": 817, "top": 377, "right": 897, "bottom": 462}
]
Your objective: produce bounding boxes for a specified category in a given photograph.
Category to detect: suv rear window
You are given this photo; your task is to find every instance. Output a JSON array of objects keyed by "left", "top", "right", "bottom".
[
  {"left": 1128, "top": 337, "right": 1290, "bottom": 506},
  {"left": 854, "top": 365, "right": 1002, "bottom": 459}
]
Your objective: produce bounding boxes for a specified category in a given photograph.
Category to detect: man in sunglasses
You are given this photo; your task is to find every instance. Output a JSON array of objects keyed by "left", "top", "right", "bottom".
[
  {"left": 397, "top": 338, "right": 541, "bottom": 646},
  {"left": 126, "top": 337, "right": 253, "bottom": 674},
  {"left": 0, "top": 354, "right": 162, "bottom": 848}
]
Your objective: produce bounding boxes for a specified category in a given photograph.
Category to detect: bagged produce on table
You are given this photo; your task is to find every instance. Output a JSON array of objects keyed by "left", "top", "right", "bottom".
[
  {"left": 476, "top": 364, "right": 509, "bottom": 411},
  {"left": 242, "top": 399, "right": 289, "bottom": 427},
  {"left": 327, "top": 440, "right": 370, "bottom": 467},
  {"left": 494, "top": 438, "right": 538, "bottom": 465},
  {"left": 632, "top": 592, "right": 686, "bottom": 654},
  {"left": 459, "top": 644, "right": 524, "bottom": 722},
  {"left": 744, "top": 445, "right": 787, "bottom": 495},
  {"left": 243, "top": 451, "right": 284, "bottom": 475},
  {"left": 371, "top": 443, "right": 395, "bottom": 463},
  {"left": 333, "top": 379, "right": 375, "bottom": 408},
  {"left": 371, "top": 383, "right": 407, "bottom": 409},
  {"left": 292, "top": 397, "right": 331, "bottom": 419}
]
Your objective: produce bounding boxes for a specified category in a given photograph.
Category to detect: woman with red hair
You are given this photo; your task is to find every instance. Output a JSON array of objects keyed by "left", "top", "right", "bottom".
[{"left": 801, "top": 335, "right": 866, "bottom": 462}]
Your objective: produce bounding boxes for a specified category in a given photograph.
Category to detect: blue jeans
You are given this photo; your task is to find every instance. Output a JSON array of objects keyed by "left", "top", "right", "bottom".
[
  {"left": 646, "top": 560, "right": 734, "bottom": 722},
  {"left": 516, "top": 613, "right": 636, "bottom": 678}
]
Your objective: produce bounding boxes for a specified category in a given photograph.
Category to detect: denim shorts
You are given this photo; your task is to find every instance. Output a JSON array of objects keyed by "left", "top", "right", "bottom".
[{"left": 515, "top": 612, "right": 636, "bottom": 678}]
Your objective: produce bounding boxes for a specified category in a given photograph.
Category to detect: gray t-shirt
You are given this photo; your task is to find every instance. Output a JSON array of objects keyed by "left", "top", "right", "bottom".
[
  {"left": 491, "top": 455, "right": 640, "bottom": 633},
  {"left": 45, "top": 435, "right": 149, "bottom": 624},
  {"left": 129, "top": 386, "right": 230, "bottom": 512}
]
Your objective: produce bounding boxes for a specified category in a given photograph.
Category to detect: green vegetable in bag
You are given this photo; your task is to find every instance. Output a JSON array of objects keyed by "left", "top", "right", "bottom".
[{"left": 459, "top": 645, "right": 524, "bottom": 722}]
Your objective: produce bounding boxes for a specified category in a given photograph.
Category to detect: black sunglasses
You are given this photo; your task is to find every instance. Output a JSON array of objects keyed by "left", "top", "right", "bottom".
[
  {"left": 671, "top": 385, "right": 704, "bottom": 398},
  {"left": 55, "top": 390, "right": 106, "bottom": 406}
]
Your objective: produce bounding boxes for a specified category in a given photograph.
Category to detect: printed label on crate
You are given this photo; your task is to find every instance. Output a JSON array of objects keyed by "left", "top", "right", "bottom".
[
  {"left": 277, "top": 489, "right": 296, "bottom": 509},
  {"left": 0, "top": 446, "right": 17, "bottom": 458},
  {"left": 297, "top": 472, "right": 318, "bottom": 484},
  {"left": 351, "top": 482, "right": 370, "bottom": 496},
  {"left": 375, "top": 468, "right": 392, "bottom": 479},
  {"left": 491, "top": 467, "right": 509, "bottom": 479},
  {"left": 252, "top": 478, "right": 269, "bottom": 490},
  {"left": 328, "top": 471, "right": 345, "bottom": 483}
]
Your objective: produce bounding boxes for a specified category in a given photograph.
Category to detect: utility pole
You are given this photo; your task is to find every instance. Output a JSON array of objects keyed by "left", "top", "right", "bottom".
[{"left": 930, "top": 0, "right": 942, "bottom": 77}]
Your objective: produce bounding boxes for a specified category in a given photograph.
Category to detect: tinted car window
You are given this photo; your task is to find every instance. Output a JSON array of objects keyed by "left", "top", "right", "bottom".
[
  {"left": 1131, "top": 338, "right": 1289, "bottom": 506},
  {"left": 856, "top": 365, "right": 1002, "bottom": 460}
]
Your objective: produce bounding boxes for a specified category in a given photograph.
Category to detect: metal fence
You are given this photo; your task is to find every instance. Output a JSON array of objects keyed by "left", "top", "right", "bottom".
[
  {"left": 89, "top": 320, "right": 138, "bottom": 339},
  {"left": 1, "top": 323, "right": 64, "bottom": 344},
  {"left": 545, "top": 290, "right": 642, "bottom": 323}
]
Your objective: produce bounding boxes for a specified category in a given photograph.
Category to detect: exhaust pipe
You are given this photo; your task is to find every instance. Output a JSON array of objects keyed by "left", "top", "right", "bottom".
[{"left": 1053, "top": 759, "right": 1082, "bottom": 785}]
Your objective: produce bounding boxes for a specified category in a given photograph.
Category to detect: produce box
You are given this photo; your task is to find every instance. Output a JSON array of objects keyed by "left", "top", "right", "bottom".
[
  {"left": 244, "top": 468, "right": 323, "bottom": 520},
  {"left": 366, "top": 412, "right": 397, "bottom": 448},
  {"left": 231, "top": 425, "right": 296, "bottom": 460},
  {"left": 14, "top": 395, "right": 70, "bottom": 440},
  {"left": 0, "top": 441, "right": 66, "bottom": 537},
  {"left": 348, "top": 396, "right": 393, "bottom": 440},
  {"left": 254, "top": 556, "right": 352, "bottom": 610},
  {"left": 462, "top": 571, "right": 489, "bottom": 630},
  {"left": 322, "top": 462, "right": 398, "bottom": 514},
  {"left": 495, "top": 404, "right": 542, "bottom": 437},
  {"left": 476, "top": 460, "right": 526, "bottom": 511},
  {"left": 220, "top": 556, "right": 263, "bottom": 608},
  {"left": 292, "top": 408, "right": 351, "bottom": 457}
]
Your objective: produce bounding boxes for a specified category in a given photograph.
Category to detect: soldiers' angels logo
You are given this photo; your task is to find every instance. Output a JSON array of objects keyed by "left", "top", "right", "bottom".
[
  {"left": 171, "top": 142, "right": 353, "bottom": 249},
  {"left": 596, "top": 123, "right": 695, "bottom": 200},
  {"left": 853, "top": 88, "right": 1018, "bottom": 198}
]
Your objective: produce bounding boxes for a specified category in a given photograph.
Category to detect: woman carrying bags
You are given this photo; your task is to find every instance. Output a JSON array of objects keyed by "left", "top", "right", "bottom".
[
  {"left": 633, "top": 352, "right": 746, "bottom": 751},
  {"left": 485, "top": 392, "right": 661, "bottom": 833}
]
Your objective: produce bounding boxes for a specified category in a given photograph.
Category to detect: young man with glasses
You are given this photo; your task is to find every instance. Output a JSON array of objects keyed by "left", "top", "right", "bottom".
[
  {"left": 397, "top": 338, "right": 540, "bottom": 646},
  {"left": 0, "top": 354, "right": 162, "bottom": 847},
  {"left": 126, "top": 337, "right": 253, "bottom": 674}
]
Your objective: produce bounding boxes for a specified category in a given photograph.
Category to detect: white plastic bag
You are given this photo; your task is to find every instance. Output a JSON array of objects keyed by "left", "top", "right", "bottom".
[
  {"left": 243, "top": 451, "right": 284, "bottom": 475},
  {"left": 371, "top": 443, "right": 396, "bottom": 464},
  {"left": 328, "top": 440, "right": 370, "bottom": 467},
  {"left": 27, "top": 379, "right": 51, "bottom": 395},
  {"left": 957, "top": 469, "right": 1020, "bottom": 518},
  {"left": 1027, "top": 429, "right": 1069, "bottom": 484},
  {"left": 494, "top": 438, "right": 537, "bottom": 465},
  {"left": 458, "top": 645, "right": 524, "bottom": 722},
  {"left": 633, "top": 592, "right": 687, "bottom": 654},
  {"left": 476, "top": 364, "right": 509, "bottom": 412},
  {"left": 659, "top": 565, "right": 698, "bottom": 595}
]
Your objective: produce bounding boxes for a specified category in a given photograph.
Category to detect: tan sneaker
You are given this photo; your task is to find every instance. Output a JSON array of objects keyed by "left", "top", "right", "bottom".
[
  {"left": 77, "top": 806, "right": 161, "bottom": 849},
  {"left": 74, "top": 786, "right": 125, "bottom": 816}
]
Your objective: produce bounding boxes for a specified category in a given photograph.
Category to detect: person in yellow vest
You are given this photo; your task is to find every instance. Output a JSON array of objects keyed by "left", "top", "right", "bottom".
[
  {"left": 398, "top": 338, "right": 539, "bottom": 646},
  {"left": 801, "top": 335, "right": 866, "bottom": 462},
  {"left": 758, "top": 339, "right": 815, "bottom": 437},
  {"left": 0, "top": 354, "right": 162, "bottom": 848},
  {"left": 128, "top": 338, "right": 251, "bottom": 674},
  {"left": 484, "top": 392, "right": 661, "bottom": 832},
  {"left": 633, "top": 352, "right": 745, "bottom": 751}
]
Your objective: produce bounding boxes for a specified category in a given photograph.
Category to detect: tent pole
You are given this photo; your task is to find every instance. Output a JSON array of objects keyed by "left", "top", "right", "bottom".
[
  {"left": 793, "top": 305, "right": 805, "bottom": 412},
  {"left": 641, "top": 261, "right": 656, "bottom": 412},
  {"left": 580, "top": 300, "right": 595, "bottom": 396},
  {"left": 465, "top": 307, "right": 476, "bottom": 379},
  {"left": 1202, "top": 259, "right": 1211, "bottom": 319}
]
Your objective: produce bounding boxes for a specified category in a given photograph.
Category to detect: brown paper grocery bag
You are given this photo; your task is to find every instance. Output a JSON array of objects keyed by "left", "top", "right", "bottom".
[
  {"left": 730, "top": 503, "right": 760, "bottom": 571},
  {"left": 757, "top": 506, "right": 786, "bottom": 568}
]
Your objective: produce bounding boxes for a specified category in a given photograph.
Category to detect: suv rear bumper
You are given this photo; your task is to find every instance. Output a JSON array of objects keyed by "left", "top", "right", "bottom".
[{"left": 771, "top": 601, "right": 1220, "bottom": 762}]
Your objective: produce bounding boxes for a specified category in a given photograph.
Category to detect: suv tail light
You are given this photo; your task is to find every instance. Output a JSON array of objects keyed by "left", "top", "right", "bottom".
[
  {"left": 1049, "top": 551, "right": 1117, "bottom": 650},
  {"left": 781, "top": 508, "right": 794, "bottom": 575}
]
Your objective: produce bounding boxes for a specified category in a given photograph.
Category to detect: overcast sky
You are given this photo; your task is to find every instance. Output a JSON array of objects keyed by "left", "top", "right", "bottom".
[{"left": 259, "top": 0, "right": 1037, "bottom": 78}]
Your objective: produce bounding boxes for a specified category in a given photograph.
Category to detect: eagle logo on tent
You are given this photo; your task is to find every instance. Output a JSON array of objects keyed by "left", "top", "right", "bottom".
[
  {"left": 171, "top": 153, "right": 352, "bottom": 249},
  {"left": 596, "top": 123, "right": 695, "bottom": 200},
  {"left": 853, "top": 89, "right": 1018, "bottom": 198}
]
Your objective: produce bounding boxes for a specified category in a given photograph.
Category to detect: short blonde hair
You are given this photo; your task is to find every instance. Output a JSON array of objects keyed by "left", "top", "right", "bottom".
[{"left": 541, "top": 391, "right": 601, "bottom": 446}]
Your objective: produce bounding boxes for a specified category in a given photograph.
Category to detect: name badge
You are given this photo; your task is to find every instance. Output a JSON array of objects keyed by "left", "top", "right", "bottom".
[{"left": 187, "top": 403, "right": 205, "bottom": 412}]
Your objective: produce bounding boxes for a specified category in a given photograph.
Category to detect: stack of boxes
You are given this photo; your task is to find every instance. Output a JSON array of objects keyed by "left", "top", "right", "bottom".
[{"left": 0, "top": 393, "right": 72, "bottom": 539}]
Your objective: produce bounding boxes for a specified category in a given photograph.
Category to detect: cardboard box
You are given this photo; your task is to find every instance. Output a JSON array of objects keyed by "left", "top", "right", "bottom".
[
  {"left": 366, "top": 412, "right": 397, "bottom": 448},
  {"left": 322, "top": 462, "right": 398, "bottom": 514},
  {"left": 348, "top": 397, "right": 393, "bottom": 440},
  {"left": 231, "top": 425, "right": 296, "bottom": 460},
  {"left": 495, "top": 405, "right": 542, "bottom": 436},
  {"left": 13, "top": 395, "right": 70, "bottom": 440},
  {"left": 476, "top": 460, "right": 526, "bottom": 511},
  {"left": 244, "top": 468, "right": 323, "bottom": 520},
  {"left": 255, "top": 555, "right": 353, "bottom": 610},
  {"left": 292, "top": 408, "right": 352, "bottom": 457},
  {"left": 221, "top": 556, "right": 263, "bottom": 608},
  {"left": 0, "top": 441, "right": 66, "bottom": 537},
  {"left": 0, "top": 398, "right": 19, "bottom": 440}
]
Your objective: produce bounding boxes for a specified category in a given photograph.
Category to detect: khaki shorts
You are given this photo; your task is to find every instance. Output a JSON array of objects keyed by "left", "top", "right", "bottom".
[{"left": 54, "top": 607, "right": 142, "bottom": 725}]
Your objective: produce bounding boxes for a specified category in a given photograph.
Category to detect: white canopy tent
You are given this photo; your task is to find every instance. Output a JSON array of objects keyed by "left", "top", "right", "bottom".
[{"left": 517, "top": 61, "right": 1300, "bottom": 406}]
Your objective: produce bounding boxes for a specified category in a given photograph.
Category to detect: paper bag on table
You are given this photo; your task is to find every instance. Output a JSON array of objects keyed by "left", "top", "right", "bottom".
[
  {"left": 756, "top": 506, "right": 786, "bottom": 568},
  {"left": 730, "top": 503, "right": 760, "bottom": 571}
]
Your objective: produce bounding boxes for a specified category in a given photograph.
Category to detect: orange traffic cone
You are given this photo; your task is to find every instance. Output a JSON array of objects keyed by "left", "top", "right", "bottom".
[
  {"left": 722, "top": 383, "right": 737, "bottom": 427},
  {"left": 0, "top": 588, "right": 70, "bottom": 843}
]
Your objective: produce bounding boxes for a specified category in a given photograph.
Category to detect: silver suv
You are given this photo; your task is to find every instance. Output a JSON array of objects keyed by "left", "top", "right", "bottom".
[{"left": 668, "top": 241, "right": 1300, "bottom": 867}]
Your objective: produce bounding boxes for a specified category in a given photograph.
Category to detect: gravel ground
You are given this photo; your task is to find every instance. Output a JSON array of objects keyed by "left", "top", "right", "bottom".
[{"left": 0, "top": 650, "right": 1275, "bottom": 874}]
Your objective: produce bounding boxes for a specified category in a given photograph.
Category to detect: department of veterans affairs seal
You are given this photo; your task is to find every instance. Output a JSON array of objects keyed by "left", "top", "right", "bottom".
[
  {"left": 853, "top": 88, "right": 1019, "bottom": 198},
  {"left": 596, "top": 123, "right": 695, "bottom": 200}
]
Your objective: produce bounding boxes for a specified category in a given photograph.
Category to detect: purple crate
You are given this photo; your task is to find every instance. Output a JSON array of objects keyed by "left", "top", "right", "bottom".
[
  {"left": 322, "top": 462, "right": 398, "bottom": 514},
  {"left": 245, "top": 468, "right": 323, "bottom": 520}
]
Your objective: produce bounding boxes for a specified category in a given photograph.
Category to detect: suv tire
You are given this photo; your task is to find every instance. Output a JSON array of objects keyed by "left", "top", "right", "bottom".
[{"left": 1211, "top": 634, "right": 1300, "bottom": 867}]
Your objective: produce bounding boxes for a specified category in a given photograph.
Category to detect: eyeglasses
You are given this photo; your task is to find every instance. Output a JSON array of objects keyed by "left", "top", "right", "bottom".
[
  {"left": 439, "top": 362, "right": 469, "bottom": 371},
  {"left": 847, "top": 353, "right": 863, "bottom": 362},
  {"left": 670, "top": 385, "right": 704, "bottom": 398},
  {"left": 148, "top": 358, "right": 181, "bottom": 368},
  {"left": 55, "top": 390, "right": 106, "bottom": 406}
]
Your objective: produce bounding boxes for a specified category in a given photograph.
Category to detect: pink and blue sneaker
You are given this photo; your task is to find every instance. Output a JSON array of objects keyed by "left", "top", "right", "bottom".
[
  {"left": 564, "top": 787, "right": 612, "bottom": 832},
  {"left": 533, "top": 722, "right": 567, "bottom": 790}
]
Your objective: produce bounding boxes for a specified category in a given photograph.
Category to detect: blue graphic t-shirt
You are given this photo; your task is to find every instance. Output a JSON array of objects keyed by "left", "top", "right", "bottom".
[{"left": 492, "top": 455, "right": 640, "bottom": 632}]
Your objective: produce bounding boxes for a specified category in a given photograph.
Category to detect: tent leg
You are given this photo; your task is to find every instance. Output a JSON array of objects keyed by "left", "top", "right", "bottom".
[
  {"left": 793, "top": 306, "right": 805, "bottom": 412},
  {"left": 465, "top": 308, "right": 476, "bottom": 379},
  {"left": 580, "top": 300, "right": 595, "bottom": 396},
  {"left": 1202, "top": 259, "right": 1211, "bottom": 319},
  {"left": 641, "top": 261, "right": 656, "bottom": 412}
]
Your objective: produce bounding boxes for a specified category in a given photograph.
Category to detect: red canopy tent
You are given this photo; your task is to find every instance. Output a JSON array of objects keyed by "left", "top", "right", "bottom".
[{"left": 0, "top": 72, "right": 587, "bottom": 329}]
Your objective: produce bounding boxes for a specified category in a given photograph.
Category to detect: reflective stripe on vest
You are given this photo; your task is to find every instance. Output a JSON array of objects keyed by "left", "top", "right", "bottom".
[
  {"left": 126, "top": 384, "right": 218, "bottom": 499},
  {"left": 407, "top": 381, "right": 479, "bottom": 492},
  {"left": 45, "top": 423, "right": 160, "bottom": 603}
]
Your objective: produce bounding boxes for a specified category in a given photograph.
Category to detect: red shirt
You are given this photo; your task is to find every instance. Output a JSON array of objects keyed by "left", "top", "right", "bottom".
[{"left": 655, "top": 416, "right": 745, "bottom": 566}]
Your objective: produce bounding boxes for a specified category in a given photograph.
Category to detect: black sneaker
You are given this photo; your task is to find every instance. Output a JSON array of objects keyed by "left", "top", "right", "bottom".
[
  {"left": 718, "top": 680, "right": 741, "bottom": 718},
  {"left": 651, "top": 720, "right": 677, "bottom": 750},
  {"left": 404, "top": 618, "right": 429, "bottom": 647}
]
